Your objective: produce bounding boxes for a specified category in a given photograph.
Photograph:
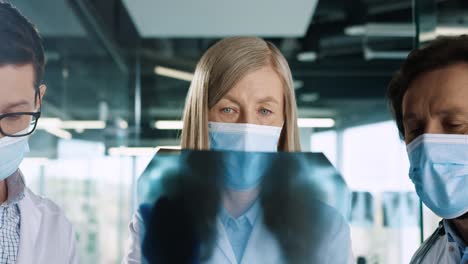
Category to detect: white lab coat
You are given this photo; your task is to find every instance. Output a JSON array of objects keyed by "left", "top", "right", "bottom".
[
  {"left": 123, "top": 209, "right": 355, "bottom": 264},
  {"left": 410, "top": 229, "right": 463, "bottom": 264},
  {"left": 15, "top": 188, "right": 78, "bottom": 264}
]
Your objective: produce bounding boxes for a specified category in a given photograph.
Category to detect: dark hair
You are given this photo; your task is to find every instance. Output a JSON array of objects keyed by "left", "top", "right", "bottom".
[
  {"left": 387, "top": 35, "right": 468, "bottom": 138},
  {"left": 0, "top": 2, "right": 45, "bottom": 90}
]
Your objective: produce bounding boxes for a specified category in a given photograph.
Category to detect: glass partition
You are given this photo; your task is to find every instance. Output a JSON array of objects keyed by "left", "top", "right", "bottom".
[
  {"left": 313, "top": 121, "right": 420, "bottom": 263},
  {"left": 20, "top": 156, "right": 150, "bottom": 263}
]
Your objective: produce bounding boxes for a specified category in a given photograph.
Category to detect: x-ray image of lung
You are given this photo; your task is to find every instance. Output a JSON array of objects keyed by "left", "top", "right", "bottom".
[
  {"left": 382, "top": 192, "right": 420, "bottom": 228},
  {"left": 350, "top": 192, "right": 374, "bottom": 227},
  {"left": 137, "top": 150, "right": 352, "bottom": 264}
]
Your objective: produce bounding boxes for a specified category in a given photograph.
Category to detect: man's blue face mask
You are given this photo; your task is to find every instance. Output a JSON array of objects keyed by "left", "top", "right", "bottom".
[
  {"left": 208, "top": 122, "right": 282, "bottom": 190},
  {"left": 0, "top": 129, "right": 30, "bottom": 181},
  {"left": 407, "top": 134, "right": 468, "bottom": 219}
]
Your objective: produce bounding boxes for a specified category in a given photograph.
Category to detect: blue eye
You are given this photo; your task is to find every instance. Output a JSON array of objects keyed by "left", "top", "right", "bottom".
[
  {"left": 222, "top": 108, "right": 234, "bottom": 114},
  {"left": 259, "top": 108, "right": 272, "bottom": 116}
]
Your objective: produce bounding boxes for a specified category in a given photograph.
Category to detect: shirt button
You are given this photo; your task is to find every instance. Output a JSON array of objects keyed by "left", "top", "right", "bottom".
[{"left": 448, "top": 246, "right": 455, "bottom": 252}]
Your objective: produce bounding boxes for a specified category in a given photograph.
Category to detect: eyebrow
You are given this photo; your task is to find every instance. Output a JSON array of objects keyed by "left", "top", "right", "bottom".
[
  {"left": 403, "top": 109, "right": 468, "bottom": 123},
  {"left": 221, "top": 95, "right": 241, "bottom": 105},
  {"left": 1, "top": 101, "right": 31, "bottom": 113},
  {"left": 435, "top": 109, "right": 468, "bottom": 117},
  {"left": 257, "top": 96, "right": 280, "bottom": 105},
  {"left": 221, "top": 95, "right": 280, "bottom": 105}
]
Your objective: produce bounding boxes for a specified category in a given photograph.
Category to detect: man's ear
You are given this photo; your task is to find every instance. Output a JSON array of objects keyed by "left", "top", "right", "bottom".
[{"left": 36, "top": 84, "right": 46, "bottom": 109}]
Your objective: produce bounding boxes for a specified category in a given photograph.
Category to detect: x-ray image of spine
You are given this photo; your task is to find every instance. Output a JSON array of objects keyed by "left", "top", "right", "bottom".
[
  {"left": 382, "top": 192, "right": 420, "bottom": 228},
  {"left": 350, "top": 192, "right": 374, "bottom": 227}
]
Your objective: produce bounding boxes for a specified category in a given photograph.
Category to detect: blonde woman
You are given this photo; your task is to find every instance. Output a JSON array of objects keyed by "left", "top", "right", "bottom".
[{"left": 123, "top": 37, "right": 353, "bottom": 264}]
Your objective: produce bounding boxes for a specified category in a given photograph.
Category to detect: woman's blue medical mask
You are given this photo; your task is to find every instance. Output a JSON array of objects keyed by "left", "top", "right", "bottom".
[
  {"left": 407, "top": 134, "right": 468, "bottom": 219},
  {"left": 0, "top": 131, "right": 30, "bottom": 181},
  {"left": 208, "top": 122, "right": 282, "bottom": 152},
  {"left": 208, "top": 122, "right": 282, "bottom": 190}
]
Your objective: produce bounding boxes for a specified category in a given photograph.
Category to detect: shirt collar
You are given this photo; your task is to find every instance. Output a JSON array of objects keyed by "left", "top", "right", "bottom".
[
  {"left": 244, "top": 200, "right": 260, "bottom": 226},
  {"left": 220, "top": 199, "right": 261, "bottom": 227},
  {"left": 1, "top": 170, "right": 26, "bottom": 207},
  {"left": 444, "top": 219, "right": 467, "bottom": 251}
]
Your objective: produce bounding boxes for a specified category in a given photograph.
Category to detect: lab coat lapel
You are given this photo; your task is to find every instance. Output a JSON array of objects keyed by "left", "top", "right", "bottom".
[
  {"left": 215, "top": 218, "right": 237, "bottom": 264},
  {"left": 16, "top": 190, "right": 42, "bottom": 264}
]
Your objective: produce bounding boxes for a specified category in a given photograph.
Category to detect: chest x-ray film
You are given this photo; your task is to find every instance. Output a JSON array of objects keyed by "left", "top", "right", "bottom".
[{"left": 137, "top": 150, "right": 352, "bottom": 264}]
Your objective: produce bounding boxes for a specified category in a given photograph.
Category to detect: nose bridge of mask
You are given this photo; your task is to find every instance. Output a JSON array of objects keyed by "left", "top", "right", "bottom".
[
  {"left": 408, "top": 134, "right": 468, "bottom": 164},
  {"left": 0, "top": 136, "right": 29, "bottom": 154},
  {"left": 243, "top": 123, "right": 281, "bottom": 152},
  {"left": 0, "top": 129, "right": 31, "bottom": 148},
  {"left": 208, "top": 122, "right": 282, "bottom": 152},
  {"left": 408, "top": 133, "right": 468, "bottom": 146}
]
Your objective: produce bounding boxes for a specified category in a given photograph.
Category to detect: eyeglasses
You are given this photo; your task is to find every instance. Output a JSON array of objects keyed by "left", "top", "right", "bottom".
[{"left": 0, "top": 112, "right": 41, "bottom": 137}]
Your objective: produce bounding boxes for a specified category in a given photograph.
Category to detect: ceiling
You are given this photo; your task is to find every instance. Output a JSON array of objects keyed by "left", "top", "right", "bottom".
[
  {"left": 122, "top": 0, "right": 318, "bottom": 37},
  {"left": 13, "top": 0, "right": 86, "bottom": 37},
  {"left": 11, "top": 0, "right": 467, "bottom": 149}
]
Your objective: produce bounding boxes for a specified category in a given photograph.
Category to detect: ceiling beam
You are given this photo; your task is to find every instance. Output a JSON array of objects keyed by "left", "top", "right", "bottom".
[{"left": 68, "top": 0, "right": 129, "bottom": 74}]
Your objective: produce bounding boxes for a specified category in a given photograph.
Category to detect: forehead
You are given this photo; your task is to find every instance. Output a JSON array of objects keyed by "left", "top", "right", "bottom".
[
  {"left": 0, "top": 64, "right": 36, "bottom": 107},
  {"left": 0, "top": 64, "right": 35, "bottom": 91},
  {"left": 225, "top": 66, "right": 284, "bottom": 99},
  {"left": 402, "top": 63, "right": 468, "bottom": 114}
]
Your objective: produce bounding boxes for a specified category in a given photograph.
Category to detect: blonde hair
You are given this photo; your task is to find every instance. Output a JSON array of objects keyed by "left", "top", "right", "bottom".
[{"left": 181, "top": 37, "right": 301, "bottom": 152}]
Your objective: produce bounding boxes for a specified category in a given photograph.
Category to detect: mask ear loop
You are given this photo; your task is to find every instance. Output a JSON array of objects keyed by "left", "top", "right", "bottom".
[
  {"left": 29, "top": 88, "right": 43, "bottom": 137},
  {"left": 34, "top": 88, "right": 41, "bottom": 112}
]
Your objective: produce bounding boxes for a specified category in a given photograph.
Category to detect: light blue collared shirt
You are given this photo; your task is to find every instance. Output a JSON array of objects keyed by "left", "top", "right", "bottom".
[
  {"left": 444, "top": 219, "right": 468, "bottom": 264},
  {"left": 219, "top": 201, "right": 260, "bottom": 263}
]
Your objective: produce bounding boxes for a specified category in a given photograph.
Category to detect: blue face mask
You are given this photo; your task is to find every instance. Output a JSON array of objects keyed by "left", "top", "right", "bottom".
[
  {"left": 208, "top": 122, "right": 282, "bottom": 152},
  {"left": 0, "top": 134, "right": 30, "bottom": 181},
  {"left": 407, "top": 134, "right": 468, "bottom": 219},
  {"left": 208, "top": 122, "right": 282, "bottom": 190}
]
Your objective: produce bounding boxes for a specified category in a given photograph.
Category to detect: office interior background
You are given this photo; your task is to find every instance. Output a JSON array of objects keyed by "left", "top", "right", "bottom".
[{"left": 8, "top": 0, "right": 468, "bottom": 263}]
